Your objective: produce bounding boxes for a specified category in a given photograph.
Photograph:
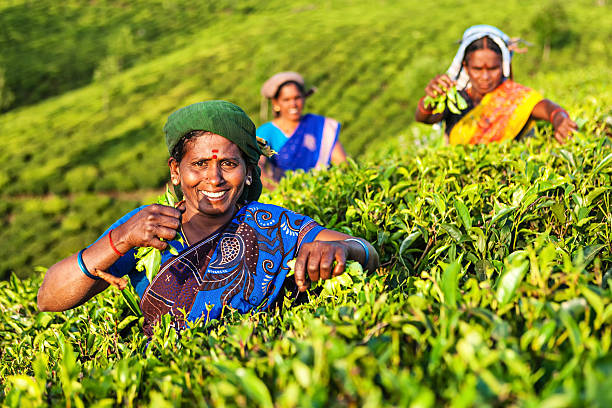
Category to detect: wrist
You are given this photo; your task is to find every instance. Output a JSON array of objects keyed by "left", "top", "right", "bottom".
[
  {"left": 110, "top": 226, "right": 132, "bottom": 255},
  {"left": 343, "top": 238, "right": 369, "bottom": 267},
  {"left": 418, "top": 96, "right": 434, "bottom": 115},
  {"left": 549, "top": 107, "right": 568, "bottom": 126}
]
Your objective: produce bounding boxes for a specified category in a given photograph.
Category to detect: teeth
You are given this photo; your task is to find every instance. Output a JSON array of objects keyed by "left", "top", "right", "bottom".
[
  {"left": 289, "top": 109, "right": 298, "bottom": 114},
  {"left": 200, "top": 190, "right": 226, "bottom": 199}
]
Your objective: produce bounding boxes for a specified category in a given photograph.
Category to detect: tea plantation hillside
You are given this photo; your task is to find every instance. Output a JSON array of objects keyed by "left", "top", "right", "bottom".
[
  {"left": 1, "top": 0, "right": 612, "bottom": 405},
  {"left": 1, "top": 0, "right": 611, "bottom": 279},
  {"left": 2, "top": 121, "right": 611, "bottom": 406},
  {"left": 2, "top": 0, "right": 608, "bottom": 113},
  {"left": 0, "top": 0, "right": 294, "bottom": 111}
]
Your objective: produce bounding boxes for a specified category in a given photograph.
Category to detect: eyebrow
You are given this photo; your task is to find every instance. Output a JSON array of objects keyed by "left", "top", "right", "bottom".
[{"left": 193, "top": 155, "right": 242, "bottom": 161}]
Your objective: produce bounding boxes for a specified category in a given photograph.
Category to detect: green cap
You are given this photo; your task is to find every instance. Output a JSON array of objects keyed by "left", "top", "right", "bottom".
[{"left": 163, "top": 100, "right": 263, "bottom": 202}]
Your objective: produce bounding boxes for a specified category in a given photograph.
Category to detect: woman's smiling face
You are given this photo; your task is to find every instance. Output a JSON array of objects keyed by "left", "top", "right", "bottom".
[
  {"left": 170, "top": 133, "right": 248, "bottom": 220},
  {"left": 273, "top": 82, "right": 305, "bottom": 121}
]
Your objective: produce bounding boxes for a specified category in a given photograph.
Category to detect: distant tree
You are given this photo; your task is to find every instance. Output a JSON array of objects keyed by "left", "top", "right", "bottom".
[
  {"left": 0, "top": 67, "right": 15, "bottom": 111},
  {"left": 531, "top": 0, "right": 573, "bottom": 61},
  {"left": 93, "top": 26, "right": 136, "bottom": 81}
]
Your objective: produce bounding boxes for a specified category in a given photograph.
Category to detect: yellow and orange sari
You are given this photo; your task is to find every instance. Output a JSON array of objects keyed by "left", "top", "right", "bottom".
[{"left": 449, "top": 80, "right": 543, "bottom": 145}]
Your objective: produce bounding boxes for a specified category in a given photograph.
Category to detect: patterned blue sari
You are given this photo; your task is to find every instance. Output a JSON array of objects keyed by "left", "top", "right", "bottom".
[
  {"left": 257, "top": 113, "right": 340, "bottom": 180},
  {"left": 100, "top": 202, "right": 324, "bottom": 336}
]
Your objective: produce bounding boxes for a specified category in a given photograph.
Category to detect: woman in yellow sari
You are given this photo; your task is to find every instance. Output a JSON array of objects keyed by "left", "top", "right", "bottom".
[{"left": 415, "top": 25, "right": 577, "bottom": 144}]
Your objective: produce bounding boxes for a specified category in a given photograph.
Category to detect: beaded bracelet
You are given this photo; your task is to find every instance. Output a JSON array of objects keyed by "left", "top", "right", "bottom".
[
  {"left": 77, "top": 248, "right": 100, "bottom": 280},
  {"left": 344, "top": 238, "right": 369, "bottom": 267}
]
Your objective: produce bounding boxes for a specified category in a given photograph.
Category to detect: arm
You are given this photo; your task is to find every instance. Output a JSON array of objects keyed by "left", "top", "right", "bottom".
[
  {"left": 415, "top": 74, "right": 455, "bottom": 124},
  {"left": 530, "top": 99, "right": 577, "bottom": 143},
  {"left": 330, "top": 141, "right": 348, "bottom": 165},
  {"left": 37, "top": 204, "right": 182, "bottom": 312},
  {"left": 292, "top": 229, "right": 379, "bottom": 292},
  {"left": 258, "top": 155, "right": 279, "bottom": 191}
]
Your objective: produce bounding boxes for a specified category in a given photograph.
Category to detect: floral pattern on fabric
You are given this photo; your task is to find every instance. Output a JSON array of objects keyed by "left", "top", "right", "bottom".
[
  {"left": 449, "top": 80, "right": 543, "bottom": 145},
  {"left": 139, "top": 202, "right": 323, "bottom": 337}
]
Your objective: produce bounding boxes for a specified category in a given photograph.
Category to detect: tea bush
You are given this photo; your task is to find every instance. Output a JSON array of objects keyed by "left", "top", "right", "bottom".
[
  {"left": 1, "top": 0, "right": 611, "bottom": 405},
  {"left": 0, "top": 0, "right": 610, "bottom": 191},
  {"left": 1, "top": 0, "right": 610, "bottom": 278},
  {"left": 1, "top": 118, "right": 611, "bottom": 405}
]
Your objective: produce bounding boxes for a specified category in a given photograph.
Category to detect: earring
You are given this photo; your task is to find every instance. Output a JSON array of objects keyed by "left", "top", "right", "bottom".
[
  {"left": 273, "top": 106, "right": 280, "bottom": 112},
  {"left": 246, "top": 176, "right": 252, "bottom": 186},
  {"left": 172, "top": 179, "right": 179, "bottom": 185}
]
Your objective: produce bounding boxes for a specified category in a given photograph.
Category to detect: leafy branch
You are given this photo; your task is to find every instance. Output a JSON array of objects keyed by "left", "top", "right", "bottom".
[
  {"left": 134, "top": 184, "right": 184, "bottom": 284},
  {"left": 424, "top": 86, "right": 468, "bottom": 114}
]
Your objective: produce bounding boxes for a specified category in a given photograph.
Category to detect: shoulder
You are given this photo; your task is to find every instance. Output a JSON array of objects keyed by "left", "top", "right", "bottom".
[
  {"left": 243, "top": 201, "right": 317, "bottom": 224},
  {"left": 256, "top": 122, "right": 278, "bottom": 137},
  {"left": 257, "top": 121, "right": 276, "bottom": 131},
  {"left": 243, "top": 202, "right": 325, "bottom": 244},
  {"left": 501, "top": 79, "right": 532, "bottom": 92},
  {"left": 302, "top": 113, "right": 326, "bottom": 122},
  {"left": 244, "top": 201, "right": 300, "bottom": 216},
  {"left": 303, "top": 113, "right": 340, "bottom": 127}
]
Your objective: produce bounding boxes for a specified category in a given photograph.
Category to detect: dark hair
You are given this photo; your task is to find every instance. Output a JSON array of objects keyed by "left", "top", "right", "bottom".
[
  {"left": 171, "top": 130, "right": 208, "bottom": 163},
  {"left": 463, "top": 36, "right": 503, "bottom": 64},
  {"left": 273, "top": 80, "right": 306, "bottom": 100}
]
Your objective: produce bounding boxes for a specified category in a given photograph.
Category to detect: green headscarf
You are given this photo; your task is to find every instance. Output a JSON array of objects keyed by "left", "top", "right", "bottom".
[{"left": 163, "top": 100, "right": 263, "bottom": 203}]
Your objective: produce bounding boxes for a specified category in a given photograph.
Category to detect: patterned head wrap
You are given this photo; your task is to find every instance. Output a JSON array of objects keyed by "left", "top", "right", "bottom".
[
  {"left": 446, "top": 25, "right": 513, "bottom": 90},
  {"left": 163, "top": 100, "right": 263, "bottom": 203}
]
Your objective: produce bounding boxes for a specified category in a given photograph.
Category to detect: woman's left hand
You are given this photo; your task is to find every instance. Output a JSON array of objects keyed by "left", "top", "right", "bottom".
[
  {"left": 553, "top": 114, "right": 578, "bottom": 143},
  {"left": 293, "top": 241, "right": 349, "bottom": 292}
]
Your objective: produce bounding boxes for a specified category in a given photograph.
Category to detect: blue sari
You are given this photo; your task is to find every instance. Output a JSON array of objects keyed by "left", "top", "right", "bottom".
[
  {"left": 99, "top": 202, "right": 324, "bottom": 336},
  {"left": 257, "top": 113, "right": 340, "bottom": 180}
]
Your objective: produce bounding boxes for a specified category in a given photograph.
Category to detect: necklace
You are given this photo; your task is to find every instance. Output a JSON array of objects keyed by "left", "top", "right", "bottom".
[
  {"left": 180, "top": 224, "right": 190, "bottom": 247},
  {"left": 179, "top": 204, "right": 241, "bottom": 248}
]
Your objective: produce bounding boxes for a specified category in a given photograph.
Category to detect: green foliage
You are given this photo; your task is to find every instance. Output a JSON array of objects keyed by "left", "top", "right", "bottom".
[
  {"left": 0, "top": 0, "right": 610, "bottom": 187},
  {"left": 132, "top": 185, "right": 184, "bottom": 286},
  {"left": 531, "top": 0, "right": 573, "bottom": 50},
  {"left": 1, "top": 189, "right": 611, "bottom": 405},
  {"left": 0, "top": 66, "right": 14, "bottom": 110},
  {"left": 0, "top": 1, "right": 611, "bottom": 405},
  {"left": 0, "top": 0, "right": 288, "bottom": 111},
  {"left": 424, "top": 86, "right": 468, "bottom": 114},
  {"left": 0, "top": 194, "right": 140, "bottom": 279}
]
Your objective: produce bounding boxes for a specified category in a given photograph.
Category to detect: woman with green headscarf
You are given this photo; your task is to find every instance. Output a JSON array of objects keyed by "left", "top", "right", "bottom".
[{"left": 38, "top": 101, "right": 378, "bottom": 337}]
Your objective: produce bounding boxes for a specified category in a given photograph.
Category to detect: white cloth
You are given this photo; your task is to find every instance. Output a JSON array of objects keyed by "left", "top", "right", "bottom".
[{"left": 446, "top": 25, "right": 513, "bottom": 90}]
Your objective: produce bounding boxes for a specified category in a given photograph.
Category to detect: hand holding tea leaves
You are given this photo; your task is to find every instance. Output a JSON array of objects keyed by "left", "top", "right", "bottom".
[
  {"left": 424, "top": 85, "right": 468, "bottom": 114},
  {"left": 89, "top": 185, "right": 184, "bottom": 316},
  {"left": 134, "top": 184, "right": 185, "bottom": 284},
  {"left": 286, "top": 256, "right": 364, "bottom": 292},
  {"left": 423, "top": 74, "right": 468, "bottom": 114}
]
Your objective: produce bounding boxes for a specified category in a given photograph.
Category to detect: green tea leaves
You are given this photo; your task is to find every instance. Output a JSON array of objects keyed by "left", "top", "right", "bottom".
[
  {"left": 441, "top": 261, "right": 460, "bottom": 307},
  {"left": 454, "top": 199, "right": 472, "bottom": 230},
  {"left": 496, "top": 251, "right": 529, "bottom": 307},
  {"left": 134, "top": 184, "right": 182, "bottom": 284},
  {"left": 424, "top": 86, "right": 468, "bottom": 114}
]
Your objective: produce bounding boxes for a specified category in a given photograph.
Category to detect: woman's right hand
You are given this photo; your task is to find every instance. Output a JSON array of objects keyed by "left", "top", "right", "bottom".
[
  {"left": 425, "top": 74, "right": 455, "bottom": 98},
  {"left": 113, "top": 203, "right": 184, "bottom": 253}
]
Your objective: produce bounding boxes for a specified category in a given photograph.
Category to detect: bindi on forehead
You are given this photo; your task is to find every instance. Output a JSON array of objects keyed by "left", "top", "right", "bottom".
[{"left": 211, "top": 149, "right": 219, "bottom": 159}]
